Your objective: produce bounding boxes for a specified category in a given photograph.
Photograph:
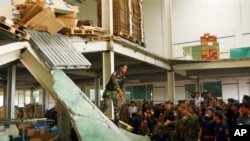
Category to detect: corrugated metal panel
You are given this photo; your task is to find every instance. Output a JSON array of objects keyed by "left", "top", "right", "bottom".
[{"left": 25, "top": 30, "right": 91, "bottom": 69}]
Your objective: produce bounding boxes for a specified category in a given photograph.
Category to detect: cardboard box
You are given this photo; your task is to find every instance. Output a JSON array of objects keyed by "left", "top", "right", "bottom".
[
  {"left": 30, "top": 138, "right": 42, "bottom": 141},
  {"left": 201, "top": 46, "right": 209, "bottom": 50},
  {"left": 17, "top": 123, "right": 32, "bottom": 129},
  {"left": 207, "top": 35, "right": 217, "bottom": 41},
  {"left": 209, "top": 45, "right": 219, "bottom": 50},
  {"left": 0, "top": 106, "right": 6, "bottom": 120},
  {"left": 27, "top": 128, "right": 40, "bottom": 136},
  {"left": 201, "top": 50, "right": 209, "bottom": 55},
  {"left": 56, "top": 13, "right": 76, "bottom": 28},
  {"left": 200, "top": 41, "right": 208, "bottom": 46},
  {"left": 32, "top": 131, "right": 57, "bottom": 141},
  {"left": 201, "top": 55, "right": 209, "bottom": 60},
  {"left": 12, "top": 0, "right": 26, "bottom": 6},
  {"left": 213, "top": 41, "right": 219, "bottom": 46}
]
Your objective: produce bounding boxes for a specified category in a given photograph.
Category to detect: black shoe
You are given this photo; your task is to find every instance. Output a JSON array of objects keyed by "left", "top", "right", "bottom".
[{"left": 114, "top": 119, "right": 120, "bottom": 127}]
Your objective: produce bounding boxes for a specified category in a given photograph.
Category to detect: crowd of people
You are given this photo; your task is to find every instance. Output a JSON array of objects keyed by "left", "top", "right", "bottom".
[{"left": 119, "top": 92, "right": 250, "bottom": 141}]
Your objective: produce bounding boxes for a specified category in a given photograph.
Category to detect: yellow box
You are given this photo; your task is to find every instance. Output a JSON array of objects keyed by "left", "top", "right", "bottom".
[
  {"left": 201, "top": 46, "right": 209, "bottom": 50},
  {"left": 201, "top": 50, "right": 210, "bottom": 55},
  {"left": 0, "top": 106, "right": 6, "bottom": 120},
  {"left": 200, "top": 41, "right": 208, "bottom": 46},
  {"left": 213, "top": 41, "right": 219, "bottom": 46},
  {"left": 209, "top": 45, "right": 219, "bottom": 50}
]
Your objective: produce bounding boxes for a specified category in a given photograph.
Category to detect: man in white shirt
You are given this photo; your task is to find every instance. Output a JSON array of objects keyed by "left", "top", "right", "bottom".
[
  {"left": 194, "top": 92, "right": 203, "bottom": 107},
  {"left": 128, "top": 101, "right": 138, "bottom": 119}
]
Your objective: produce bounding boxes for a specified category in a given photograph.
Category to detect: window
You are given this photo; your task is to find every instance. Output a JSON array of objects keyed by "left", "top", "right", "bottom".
[
  {"left": 202, "top": 81, "right": 222, "bottom": 98},
  {"left": 185, "top": 84, "right": 195, "bottom": 99},
  {"left": 125, "top": 85, "right": 153, "bottom": 101}
]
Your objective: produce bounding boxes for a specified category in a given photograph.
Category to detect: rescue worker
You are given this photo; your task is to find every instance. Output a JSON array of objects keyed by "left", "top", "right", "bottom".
[
  {"left": 213, "top": 110, "right": 230, "bottom": 141},
  {"left": 162, "top": 101, "right": 178, "bottom": 141},
  {"left": 198, "top": 107, "right": 216, "bottom": 141},
  {"left": 237, "top": 103, "right": 250, "bottom": 125},
  {"left": 242, "top": 95, "right": 250, "bottom": 104},
  {"left": 101, "top": 63, "right": 127, "bottom": 126},
  {"left": 164, "top": 106, "right": 196, "bottom": 141}
]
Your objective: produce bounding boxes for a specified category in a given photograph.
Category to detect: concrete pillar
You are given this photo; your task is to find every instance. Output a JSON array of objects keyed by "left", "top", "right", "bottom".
[
  {"left": 30, "top": 88, "right": 34, "bottom": 104},
  {"left": 102, "top": 51, "right": 114, "bottom": 118},
  {"left": 162, "top": 0, "right": 173, "bottom": 58},
  {"left": 5, "top": 65, "right": 16, "bottom": 119},
  {"left": 167, "top": 71, "right": 175, "bottom": 103},
  {"left": 101, "top": 0, "right": 113, "bottom": 34},
  {"left": 195, "top": 79, "right": 200, "bottom": 92},
  {"left": 94, "top": 77, "right": 101, "bottom": 107},
  {"left": 57, "top": 104, "right": 71, "bottom": 141},
  {"left": 42, "top": 89, "right": 46, "bottom": 117}
]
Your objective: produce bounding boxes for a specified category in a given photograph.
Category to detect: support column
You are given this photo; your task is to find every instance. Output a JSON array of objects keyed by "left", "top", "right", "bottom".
[
  {"left": 57, "top": 104, "right": 71, "bottom": 141},
  {"left": 167, "top": 71, "right": 175, "bottom": 103},
  {"left": 102, "top": 51, "right": 114, "bottom": 118},
  {"left": 42, "top": 89, "right": 46, "bottom": 117},
  {"left": 162, "top": 0, "right": 173, "bottom": 58},
  {"left": 5, "top": 65, "right": 16, "bottom": 119},
  {"left": 195, "top": 79, "right": 201, "bottom": 93},
  {"left": 30, "top": 88, "right": 34, "bottom": 104},
  {"left": 101, "top": 0, "right": 113, "bottom": 34},
  {"left": 94, "top": 77, "right": 101, "bottom": 107}
]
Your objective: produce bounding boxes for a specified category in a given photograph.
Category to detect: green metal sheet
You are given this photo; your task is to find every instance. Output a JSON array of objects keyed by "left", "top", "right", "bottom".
[
  {"left": 192, "top": 45, "right": 201, "bottom": 60},
  {"left": 0, "top": 133, "right": 9, "bottom": 141},
  {"left": 52, "top": 70, "right": 150, "bottom": 141},
  {"left": 230, "top": 47, "right": 250, "bottom": 59}
]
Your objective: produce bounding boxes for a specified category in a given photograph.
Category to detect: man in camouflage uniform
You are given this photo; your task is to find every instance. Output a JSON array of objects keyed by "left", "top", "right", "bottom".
[
  {"left": 242, "top": 95, "right": 250, "bottom": 104},
  {"left": 164, "top": 106, "right": 196, "bottom": 141},
  {"left": 237, "top": 103, "right": 250, "bottom": 125},
  {"left": 101, "top": 64, "right": 127, "bottom": 126},
  {"left": 162, "top": 101, "right": 178, "bottom": 141}
]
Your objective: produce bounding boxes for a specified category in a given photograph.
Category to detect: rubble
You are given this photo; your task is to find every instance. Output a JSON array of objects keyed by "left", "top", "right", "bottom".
[{"left": 0, "top": 0, "right": 109, "bottom": 41}]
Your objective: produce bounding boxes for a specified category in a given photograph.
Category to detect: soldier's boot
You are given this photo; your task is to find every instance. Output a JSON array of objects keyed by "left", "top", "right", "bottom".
[{"left": 114, "top": 119, "right": 120, "bottom": 127}]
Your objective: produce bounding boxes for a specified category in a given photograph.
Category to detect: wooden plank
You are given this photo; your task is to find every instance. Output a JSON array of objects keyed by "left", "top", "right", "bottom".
[
  {"left": 88, "top": 35, "right": 114, "bottom": 42},
  {"left": 56, "top": 13, "right": 76, "bottom": 29},
  {"left": 15, "top": 29, "right": 31, "bottom": 40},
  {"left": 0, "top": 22, "right": 16, "bottom": 33},
  {"left": 21, "top": 3, "right": 44, "bottom": 25},
  {"left": 0, "top": 21, "right": 30, "bottom": 40},
  {"left": 114, "top": 31, "right": 136, "bottom": 42},
  {"left": 24, "top": 8, "right": 65, "bottom": 34}
]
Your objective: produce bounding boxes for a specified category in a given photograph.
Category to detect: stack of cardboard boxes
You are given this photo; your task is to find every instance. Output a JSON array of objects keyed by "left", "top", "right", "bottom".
[
  {"left": 131, "top": 0, "right": 144, "bottom": 43},
  {"left": 113, "top": 0, "right": 129, "bottom": 35},
  {"left": 23, "top": 104, "right": 43, "bottom": 120},
  {"left": 17, "top": 123, "right": 57, "bottom": 141},
  {"left": 97, "top": 0, "right": 145, "bottom": 46},
  {"left": 12, "top": 0, "right": 78, "bottom": 34},
  {"left": 0, "top": 106, "right": 6, "bottom": 120},
  {"left": 200, "top": 33, "right": 220, "bottom": 60}
]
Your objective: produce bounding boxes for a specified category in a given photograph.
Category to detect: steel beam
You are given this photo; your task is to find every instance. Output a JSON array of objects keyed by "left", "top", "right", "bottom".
[
  {"left": 0, "top": 42, "right": 28, "bottom": 65},
  {"left": 113, "top": 42, "right": 171, "bottom": 70},
  {"left": 173, "top": 58, "right": 250, "bottom": 70}
]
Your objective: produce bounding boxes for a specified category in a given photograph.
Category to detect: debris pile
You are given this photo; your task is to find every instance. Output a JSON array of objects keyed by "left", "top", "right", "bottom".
[{"left": 0, "top": 0, "right": 111, "bottom": 41}]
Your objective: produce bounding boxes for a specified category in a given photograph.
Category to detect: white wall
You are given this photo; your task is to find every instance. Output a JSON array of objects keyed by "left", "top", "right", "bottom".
[
  {"left": 76, "top": 0, "right": 98, "bottom": 26},
  {"left": 175, "top": 81, "right": 185, "bottom": 103},
  {"left": 152, "top": 82, "right": 166, "bottom": 103},
  {"left": 171, "top": 0, "right": 250, "bottom": 59},
  {"left": 143, "top": 0, "right": 165, "bottom": 57},
  {"left": 221, "top": 78, "right": 239, "bottom": 101}
]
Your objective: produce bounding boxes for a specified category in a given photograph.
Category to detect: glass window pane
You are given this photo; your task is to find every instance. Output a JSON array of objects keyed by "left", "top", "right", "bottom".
[
  {"left": 202, "top": 81, "right": 222, "bottom": 98},
  {"left": 132, "top": 86, "right": 146, "bottom": 99}
]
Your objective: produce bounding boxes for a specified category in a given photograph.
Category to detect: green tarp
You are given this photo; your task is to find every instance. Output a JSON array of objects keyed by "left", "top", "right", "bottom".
[{"left": 52, "top": 70, "right": 150, "bottom": 141}]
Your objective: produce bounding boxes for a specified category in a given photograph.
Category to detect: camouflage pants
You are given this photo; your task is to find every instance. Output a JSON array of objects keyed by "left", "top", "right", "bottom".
[{"left": 102, "top": 90, "right": 120, "bottom": 121}]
